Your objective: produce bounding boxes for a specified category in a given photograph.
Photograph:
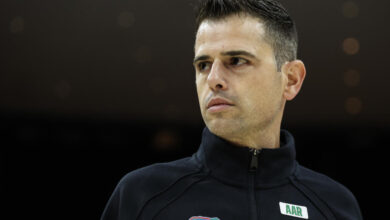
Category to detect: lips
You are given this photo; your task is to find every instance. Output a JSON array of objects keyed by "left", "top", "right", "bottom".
[{"left": 207, "top": 97, "right": 234, "bottom": 109}]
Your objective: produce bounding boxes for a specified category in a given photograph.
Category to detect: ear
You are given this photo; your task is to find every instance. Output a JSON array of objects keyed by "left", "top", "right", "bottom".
[{"left": 281, "top": 60, "right": 306, "bottom": 101}]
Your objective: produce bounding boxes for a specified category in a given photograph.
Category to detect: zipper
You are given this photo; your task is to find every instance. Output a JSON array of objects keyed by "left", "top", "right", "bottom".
[
  {"left": 249, "top": 148, "right": 260, "bottom": 220},
  {"left": 249, "top": 149, "right": 260, "bottom": 172}
]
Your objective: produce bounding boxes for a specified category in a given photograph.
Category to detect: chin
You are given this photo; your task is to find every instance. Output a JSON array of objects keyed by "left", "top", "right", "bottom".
[{"left": 205, "top": 117, "right": 239, "bottom": 138}]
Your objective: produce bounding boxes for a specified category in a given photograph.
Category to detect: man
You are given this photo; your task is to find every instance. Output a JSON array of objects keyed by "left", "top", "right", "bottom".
[{"left": 101, "top": 0, "right": 363, "bottom": 219}]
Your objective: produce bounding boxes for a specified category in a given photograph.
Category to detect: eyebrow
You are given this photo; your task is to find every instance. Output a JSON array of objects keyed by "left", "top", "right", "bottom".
[{"left": 193, "top": 50, "right": 258, "bottom": 64}]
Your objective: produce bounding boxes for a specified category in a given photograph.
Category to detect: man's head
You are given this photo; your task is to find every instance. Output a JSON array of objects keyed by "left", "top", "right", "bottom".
[{"left": 193, "top": 0, "right": 306, "bottom": 147}]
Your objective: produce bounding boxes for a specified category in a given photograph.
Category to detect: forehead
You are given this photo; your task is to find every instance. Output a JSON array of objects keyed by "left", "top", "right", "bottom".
[{"left": 194, "top": 14, "right": 270, "bottom": 56}]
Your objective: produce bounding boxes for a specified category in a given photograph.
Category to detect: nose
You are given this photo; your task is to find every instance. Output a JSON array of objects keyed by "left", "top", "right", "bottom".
[{"left": 207, "top": 59, "right": 228, "bottom": 91}]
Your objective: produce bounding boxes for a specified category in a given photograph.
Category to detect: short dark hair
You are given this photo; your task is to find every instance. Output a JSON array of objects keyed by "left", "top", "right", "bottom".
[{"left": 194, "top": 0, "right": 298, "bottom": 71}]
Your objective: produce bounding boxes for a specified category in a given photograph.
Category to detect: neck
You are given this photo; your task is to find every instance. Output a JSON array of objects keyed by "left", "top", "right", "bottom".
[{"left": 226, "top": 127, "right": 281, "bottom": 150}]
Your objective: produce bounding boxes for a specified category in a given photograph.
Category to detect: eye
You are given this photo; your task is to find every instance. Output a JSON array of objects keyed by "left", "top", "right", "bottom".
[
  {"left": 230, "top": 57, "right": 248, "bottom": 66},
  {"left": 197, "top": 62, "right": 212, "bottom": 72}
]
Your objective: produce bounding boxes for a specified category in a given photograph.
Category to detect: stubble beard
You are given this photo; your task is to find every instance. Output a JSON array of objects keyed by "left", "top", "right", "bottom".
[
  {"left": 204, "top": 98, "right": 284, "bottom": 143},
  {"left": 204, "top": 110, "right": 250, "bottom": 140}
]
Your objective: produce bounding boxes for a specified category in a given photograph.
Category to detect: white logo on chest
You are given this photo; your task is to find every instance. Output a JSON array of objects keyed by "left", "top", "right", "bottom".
[{"left": 279, "top": 202, "right": 309, "bottom": 219}]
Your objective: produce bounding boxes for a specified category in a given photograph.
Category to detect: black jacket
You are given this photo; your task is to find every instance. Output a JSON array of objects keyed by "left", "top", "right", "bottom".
[{"left": 101, "top": 127, "right": 362, "bottom": 220}]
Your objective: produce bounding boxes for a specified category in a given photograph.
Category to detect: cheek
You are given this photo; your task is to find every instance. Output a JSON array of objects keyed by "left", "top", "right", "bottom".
[
  {"left": 195, "top": 77, "right": 206, "bottom": 105},
  {"left": 243, "top": 75, "right": 268, "bottom": 97},
  {"left": 238, "top": 76, "right": 276, "bottom": 110},
  {"left": 195, "top": 75, "right": 202, "bottom": 93}
]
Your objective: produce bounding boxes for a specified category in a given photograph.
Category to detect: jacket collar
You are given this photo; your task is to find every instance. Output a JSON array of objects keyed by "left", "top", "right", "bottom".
[{"left": 195, "top": 126, "right": 297, "bottom": 188}]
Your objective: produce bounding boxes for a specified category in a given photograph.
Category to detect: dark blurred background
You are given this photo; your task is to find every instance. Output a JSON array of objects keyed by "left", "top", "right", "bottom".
[{"left": 1, "top": 0, "right": 389, "bottom": 219}]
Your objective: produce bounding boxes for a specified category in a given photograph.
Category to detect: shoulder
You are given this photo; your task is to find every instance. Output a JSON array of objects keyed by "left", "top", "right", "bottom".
[
  {"left": 294, "top": 165, "right": 363, "bottom": 219},
  {"left": 101, "top": 156, "right": 201, "bottom": 219},
  {"left": 295, "top": 165, "right": 353, "bottom": 195},
  {"left": 118, "top": 156, "right": 201, "bottom": 191}
]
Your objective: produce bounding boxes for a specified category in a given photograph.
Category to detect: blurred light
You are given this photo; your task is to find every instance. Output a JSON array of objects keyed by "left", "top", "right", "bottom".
[
  {"left": 10, "top": 16, "right": 24, "bottom": 33},
  {"left": 153, "top": 129, "right": 179, "bottom": 151},
  {"left": 342, "top": 37, "right": 360, "bottom": 55},
  {"left": 117, "top": 11, "right": 135, "bottom": 28},
  {"left": 134, "top": 46, "right": 151, "bottom": 64},
  {"left": 342, "top": 1, "right": 359, "bottom": 18},
  {"left": 55, "top": 80, "right": 71, "bottom": 99},
  {"left": 343, "top": 69, "right": 360, "bottom": 87},
  {"left": 345, "top": 97, "right": 362, "bottom": 115}
]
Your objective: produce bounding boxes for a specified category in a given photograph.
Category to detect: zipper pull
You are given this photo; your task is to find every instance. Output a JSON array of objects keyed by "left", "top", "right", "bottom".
[{"left": 249, "top": 149, "right": 260, "bottom": 172}]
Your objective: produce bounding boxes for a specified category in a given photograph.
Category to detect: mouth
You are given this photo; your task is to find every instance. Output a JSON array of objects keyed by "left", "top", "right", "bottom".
[
  {"left": 207, "top": 97, "right": 234, "bottom": 113},
  {"left": 207, "top": 104, "right": 233, "bottom": 113}
]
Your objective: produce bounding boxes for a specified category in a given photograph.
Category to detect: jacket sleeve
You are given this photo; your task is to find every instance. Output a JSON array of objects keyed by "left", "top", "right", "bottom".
[
  {"left": 296, "top": 166, "right": 363, "bottom": 220},
  {"left": 321, "top": 180, "right": 363, "bottom": 220},
  {"left": 100, "top": 174, "right": 138, "bottom": 220},
  {"left": 101, "top": 185, "right": 120, "bottom": 220},
  {"left": 100, "top": 158, "right": 199, "bottom": 220},
  {"left": 100, "top": 169, "right": 152, "bottom": 220}
]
